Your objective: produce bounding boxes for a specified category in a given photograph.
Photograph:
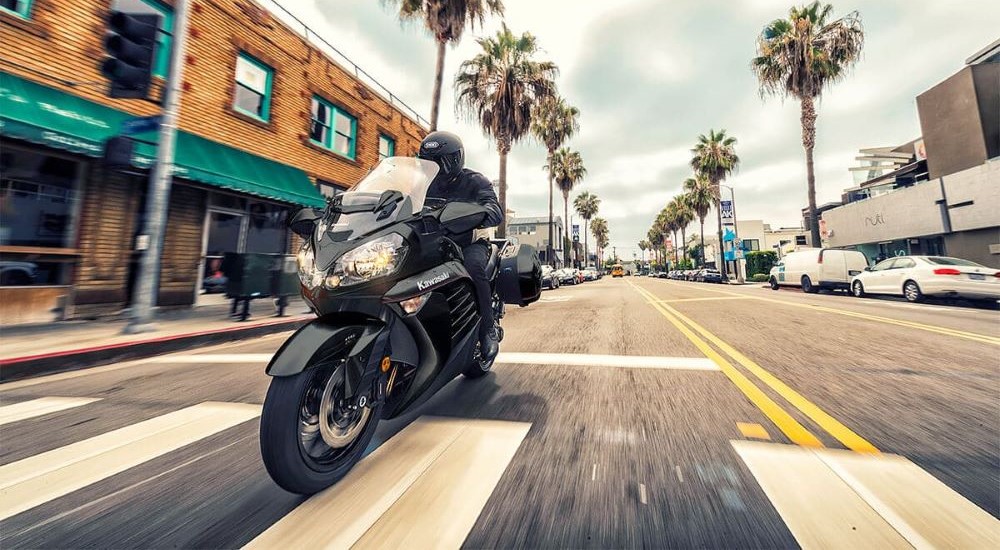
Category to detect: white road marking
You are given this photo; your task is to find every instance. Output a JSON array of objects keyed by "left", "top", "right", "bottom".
[
  {"left": 538, "top": 295, "right": 574, "bottom": 303},
  {"left": 639, "top": 483, "right": 648, "bottom": 505},
  {"left": 675, "top": 466, "right": 684, "bottom": 483},
  {"left": 0, "top": 402, "right": 261, "bottom": 520},
  {"left": 592, "top": 463, "right": 597, "bottom": 481},
  {"left": 733, "top": 441, "right": 1000, "bottom": 549},
  {"left": 495, "top": 352, "right": 719, "bottom": 371},
  {"left": 245, "top": 416, "right": 530, "bottom": 549},
  {"left": 0, "top": 333, "right": 290, "bottom": 391},
  {"left": 146, "top": 354, "right": 274, "bottom": 363},
  {"left": 0, "top": 397, "right": 102, "bottom": 426}
]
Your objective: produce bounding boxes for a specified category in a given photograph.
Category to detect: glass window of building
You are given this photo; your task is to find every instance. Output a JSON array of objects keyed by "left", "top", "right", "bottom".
[
  {"left": 378, "top": 134, "right": 395, "bottom": 160},
  {"left": 795, "top": 235, "right": 807, "bottom": 245},
  {"left": 233, "top": 53, "right": 273, "bottom": 120},
  {"left": 0, "top": 148, "right": 81, "bottom": 286},
  {"left": 245, "top": 201, "right": 289, "bottom": 254},
  {"left": 0, "top": 0, "right": 32, "bottom": 18},
  {"left": 310, "top": 96, "right": 356, "bottom": 159},
  {"left": 317, "top": 179, "right": 346, "bottom": 199},
  {"left": 112, "top": 0, "right": 172, "bottom": 77}
]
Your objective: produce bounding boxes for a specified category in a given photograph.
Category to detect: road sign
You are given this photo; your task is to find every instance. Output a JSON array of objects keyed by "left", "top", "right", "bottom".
[
  {"left": 721, "top": 200, "right": 734, "bottom": 223},
  {"left": 121, "top": 115, "right": 162, "bottom": 135},
  {"left": 572, "top": 224, "right": 580, "bottom": 243}
]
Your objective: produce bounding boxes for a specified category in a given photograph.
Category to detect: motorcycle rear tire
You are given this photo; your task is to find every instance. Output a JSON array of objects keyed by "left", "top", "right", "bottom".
[{"left": 259, "top": 370, "right": 381, "bottom": 495}]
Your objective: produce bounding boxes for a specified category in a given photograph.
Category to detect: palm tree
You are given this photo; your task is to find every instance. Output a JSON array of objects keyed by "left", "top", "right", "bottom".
[
  {"left": 668, "top": 195, "right": 694, "bottom": 265},
  {"left": 532, "top": 96, "right": 580, "bottom": 266},
  {"left": 752, "top": 1, "right": 863, "bottom": 246},
  {"left": 549, "top": 147, "right": 586, "bottom": 263},
  {"left": 391, "top": 0, "right": 504, "bottom": 131},
  {"left": 573, "top": 191, "right": 600, "bottom": 268},
  {"left": 684, "top": 174, "right": 718, "bottom": 267},
  {"left": 455, "top": 24, "right": 558, "bottom": 237},
  {"left": 591, "top": 217, "right": 608, "bottom": 266},
  {"left": 690, "top": 129, "right": 739, "bottom": 276},
  {"left": 647, "top": 227, "right": 661, "bottom": 267},
  {"left": 638, "top": 240, "right": 649, "bottom": 263}
]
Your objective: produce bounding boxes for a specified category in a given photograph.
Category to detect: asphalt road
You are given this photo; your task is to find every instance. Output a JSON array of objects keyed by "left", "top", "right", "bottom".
[{"left": 1, "top": 276, "right": 998, "bottom": 548}]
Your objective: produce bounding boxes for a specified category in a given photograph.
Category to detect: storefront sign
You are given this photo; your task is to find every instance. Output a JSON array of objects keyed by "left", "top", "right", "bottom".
[{"left": 721, "top": 200, "right": 734, "bottom": 223}]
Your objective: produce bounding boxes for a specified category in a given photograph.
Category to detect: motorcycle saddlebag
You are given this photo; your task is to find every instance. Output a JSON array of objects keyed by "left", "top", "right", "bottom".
[{"left": 497, "top": 243, "right": 542, "bottom": 306}]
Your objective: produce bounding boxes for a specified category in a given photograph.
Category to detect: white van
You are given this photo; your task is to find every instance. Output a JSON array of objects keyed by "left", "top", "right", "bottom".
[{"left": 768, "top": 248, "right": 869, "bottom": 293}]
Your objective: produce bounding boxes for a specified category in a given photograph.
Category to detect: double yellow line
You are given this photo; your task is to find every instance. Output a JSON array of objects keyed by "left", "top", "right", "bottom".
[{"left": 629, "top": 281, "right": 879, "bottom": 454}]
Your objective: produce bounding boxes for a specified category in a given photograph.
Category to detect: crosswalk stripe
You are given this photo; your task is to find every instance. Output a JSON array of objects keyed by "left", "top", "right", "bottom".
[
  {"left": 733, "top": 441, "right": 1000, "bottom": 549},
  {"left": 0, "top": 402, "right": 261, "bottom": 521},
  {"left": 245, "top": 416, "right": 530, "bottom": 549},
  {"left": 494, "top": 352, "right": 719, "bottom": 371},
  {"left": 0, "top": 397, "right": 102, "bottom": 426}
]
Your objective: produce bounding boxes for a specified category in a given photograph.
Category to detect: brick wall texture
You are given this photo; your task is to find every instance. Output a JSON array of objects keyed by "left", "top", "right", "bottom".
[{"left": 2, "top": 0, "right": 427, "bottom": 316}]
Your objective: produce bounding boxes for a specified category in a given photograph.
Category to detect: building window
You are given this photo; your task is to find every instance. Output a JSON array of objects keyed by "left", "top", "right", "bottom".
[
  {"left": 113, "top": 0, "right": 173, "bottom": 77},
  {"left": 0, "top": 0, "right": 32, "bottom": 18},
  {"left": 317, "top": 179, "right": 346, "bottom": 199},
  {"left": 378, "top": 134, "right": 395, "bottom": 160},
  {"left": 246, "top": 201, "right": 289, "bottom": 254},
  {"left": 742, "top": 239, "right": 760, "bottom": 251},
  {"left": 310, "top": 96, "right": 356, "bottom": 159},
  {"left": 233, "top": 53, "right": 273, "bottom": 121},
  {"left": 0, "top": 148, "right": 82, "bottom": 286},
  {"left": 795, "top": 235, "right": 807, "bottom": 245}
]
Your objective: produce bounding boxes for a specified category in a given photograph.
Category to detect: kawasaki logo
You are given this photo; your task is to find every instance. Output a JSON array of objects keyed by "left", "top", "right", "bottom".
[{"left": 416, "top": 272, "right": 450, "bottom": 291}]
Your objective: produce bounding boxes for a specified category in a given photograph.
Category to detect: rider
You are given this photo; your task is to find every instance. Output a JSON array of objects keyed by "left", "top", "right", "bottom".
[{"left": 417, "top": 131, "right": 504, "bottom": 360}]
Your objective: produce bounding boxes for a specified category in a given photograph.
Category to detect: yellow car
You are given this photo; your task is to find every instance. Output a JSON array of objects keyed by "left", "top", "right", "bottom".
[{"left": 611, "top": 265, "right": 624, "bottom": 277}]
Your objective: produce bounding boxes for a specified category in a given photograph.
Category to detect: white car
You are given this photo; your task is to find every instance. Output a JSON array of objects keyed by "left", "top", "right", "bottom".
[
  {"left": 769, "top": 248, "right": 869, "bottom": 293},
  {"left": 850, "top": 255, "right": 1000, "bottom": 303}
]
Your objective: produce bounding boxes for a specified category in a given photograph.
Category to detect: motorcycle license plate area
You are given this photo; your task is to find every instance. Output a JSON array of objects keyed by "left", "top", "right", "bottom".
[{"left": 497, "top": 243, "right": 542, "bottom": 306}]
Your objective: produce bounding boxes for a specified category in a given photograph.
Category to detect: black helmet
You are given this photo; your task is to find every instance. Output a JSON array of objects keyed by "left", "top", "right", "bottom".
[{"left": 417, "top": 131, "right": 464, "bottom": 179}]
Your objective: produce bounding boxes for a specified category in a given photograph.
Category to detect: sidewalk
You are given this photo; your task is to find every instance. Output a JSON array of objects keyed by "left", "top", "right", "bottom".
[{"left": 1, "top": 298, "right": 314, "bottom": 381}]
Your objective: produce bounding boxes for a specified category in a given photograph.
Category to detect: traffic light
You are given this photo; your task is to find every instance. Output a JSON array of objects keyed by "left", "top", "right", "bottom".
[{"left": 100, "top": 11, "right": 160, "bottom": 99}]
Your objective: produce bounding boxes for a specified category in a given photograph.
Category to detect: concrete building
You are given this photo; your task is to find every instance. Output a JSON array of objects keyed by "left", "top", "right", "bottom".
[
  {"left": 820, "top": 41, "right": 999, "bottom": 268},
  {"left": 507, "top": 216, "right": 565, "bottom": 266},
  {"left": 735, "top": 220, "right": 810, "bottom": 258},
  {"left": 0, "top": 0, "right": 426, "bottom": 324}
]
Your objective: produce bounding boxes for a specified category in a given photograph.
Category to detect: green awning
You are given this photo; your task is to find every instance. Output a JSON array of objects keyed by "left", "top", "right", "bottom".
[{"left": 0, "top": 71, "right": 324, "bottom": 207}]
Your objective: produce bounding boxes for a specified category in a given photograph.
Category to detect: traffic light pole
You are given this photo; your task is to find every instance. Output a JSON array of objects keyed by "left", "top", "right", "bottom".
[{"left": 124, "top": 0, "right": 190, "bottom": 334}]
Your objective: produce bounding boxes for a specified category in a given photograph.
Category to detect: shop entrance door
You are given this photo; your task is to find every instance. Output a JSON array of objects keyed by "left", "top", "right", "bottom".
[{"left": 199, "top": 210, "right": 245, "bottom": 304}]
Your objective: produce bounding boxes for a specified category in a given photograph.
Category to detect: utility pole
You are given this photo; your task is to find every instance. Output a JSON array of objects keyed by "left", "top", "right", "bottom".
[{"left": 125, "top": 0, "right": 190, "bottom": 334}]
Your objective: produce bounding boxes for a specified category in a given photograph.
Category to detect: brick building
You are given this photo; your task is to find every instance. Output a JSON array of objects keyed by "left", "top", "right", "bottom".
[{"left": 0, "top": 0, "right": 427, "bottom": 324}]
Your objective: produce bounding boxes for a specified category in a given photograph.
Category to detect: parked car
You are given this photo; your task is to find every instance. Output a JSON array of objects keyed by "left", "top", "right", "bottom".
[
  {"left": 582, "top": 268, "right": 599, "bottom": 281},
  {"left": 556, "top": 268, "right": 579, "bottom": 285},
  {"left": 701, "top": 269, "right": 723, "bottom": 284},
  {"left": 685, "top": 270, "right": 698, "bottom": 281},
  {"left": 850, "top": 255, "right": 1000, "bottom": 303},
  {"left": 768, "top": 248, "right": 869, "bottom": 293},
  {"left": 541, "top": 265, "right": 560, "bottom": 290}
]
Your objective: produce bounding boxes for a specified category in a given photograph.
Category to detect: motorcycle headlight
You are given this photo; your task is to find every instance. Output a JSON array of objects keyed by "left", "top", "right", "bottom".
[{"left": 325, "top": 233, "right": 407, "bottom": 288}]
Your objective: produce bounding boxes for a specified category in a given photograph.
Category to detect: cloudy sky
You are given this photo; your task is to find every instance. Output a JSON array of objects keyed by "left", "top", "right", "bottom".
[{"left": 268, "top": 0, "right": 998, "bottom": 257}]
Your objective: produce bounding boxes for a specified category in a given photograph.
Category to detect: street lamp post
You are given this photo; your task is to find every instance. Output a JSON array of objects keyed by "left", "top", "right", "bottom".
[{"left": 719, "top": 184, "right": 744, "bottom": 284}]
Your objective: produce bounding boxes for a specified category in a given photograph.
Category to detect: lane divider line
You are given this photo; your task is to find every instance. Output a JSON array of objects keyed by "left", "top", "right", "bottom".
[
  {"left": 655, "top": 279, "right": 1000, "bottom": 346},
  {"left": 736, "top": 422, "right": 771, "bottom": 441},
  {"left": 634, "top": 282, "right": 879, "bottom": 454},
  {"left": 626, "top": 281, "right": 823, "bottom": 448},
  {"left": 0, "top": 397, "right": 102, "bottom": 426},
  {"left": 494, "top": 352, "right": 719, "bottom": 371},
  {"left": 648, "top": 296, "right": 752, "bottom": 304}
]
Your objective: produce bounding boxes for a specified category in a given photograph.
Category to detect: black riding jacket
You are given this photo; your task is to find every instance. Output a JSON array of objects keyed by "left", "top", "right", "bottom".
[{"left": 426, "top": 168, "right": 504, "bottom": 246}]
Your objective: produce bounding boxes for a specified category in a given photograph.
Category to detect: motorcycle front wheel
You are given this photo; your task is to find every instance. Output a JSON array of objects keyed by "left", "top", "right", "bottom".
[{"left": 259, "top": 364, "right": 381, "bottom": 494}]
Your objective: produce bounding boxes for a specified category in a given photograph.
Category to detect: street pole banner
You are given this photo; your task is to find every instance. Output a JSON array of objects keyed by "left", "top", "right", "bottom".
[
  {"left": 721, "top": 200, "right": 735, "bottom": 224},
  {"left": 572, "top": 224, "right": 580, "bottom": 243}
]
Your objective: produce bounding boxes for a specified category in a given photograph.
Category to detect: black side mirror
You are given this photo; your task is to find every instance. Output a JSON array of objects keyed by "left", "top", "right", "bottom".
[
  {"left": 289, "top": 208, "right": 323, "bottom": 238},
  {"left": 440, "top": 202, "right": 487, "bottom": 234},
  {"left": 864, "top": 266, "right": 872, "bottom": 272}
]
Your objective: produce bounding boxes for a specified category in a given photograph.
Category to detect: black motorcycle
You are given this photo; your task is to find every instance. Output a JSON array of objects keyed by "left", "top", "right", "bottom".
[{"left": 259, "top": 157, "right": 541, "bottom": 494}]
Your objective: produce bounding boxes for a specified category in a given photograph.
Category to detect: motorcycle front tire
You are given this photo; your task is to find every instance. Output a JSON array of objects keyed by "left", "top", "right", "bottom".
[{"left": 259, "top": 370, "right": 381, "bottom": 495}]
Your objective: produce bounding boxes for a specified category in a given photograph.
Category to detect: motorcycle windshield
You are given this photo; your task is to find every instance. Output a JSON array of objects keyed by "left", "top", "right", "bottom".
[{"left": 325, "top": 157, "right": 439, "bottom": 241}]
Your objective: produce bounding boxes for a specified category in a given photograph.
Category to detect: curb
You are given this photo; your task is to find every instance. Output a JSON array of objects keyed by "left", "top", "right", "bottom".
[{"left": 0, "top": 315, "right": 312, "bottom": 382}]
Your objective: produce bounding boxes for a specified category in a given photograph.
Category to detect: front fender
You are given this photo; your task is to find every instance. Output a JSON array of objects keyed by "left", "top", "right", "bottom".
[{"left": 265, "top": 314, "right": 383, "bottom": 377}]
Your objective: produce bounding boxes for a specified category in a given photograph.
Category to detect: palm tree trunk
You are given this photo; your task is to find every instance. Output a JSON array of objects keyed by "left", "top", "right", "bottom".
[
  {"left": 546, "top": 154, "right": 554, "bottom": 266},
  {"left": 801, "top": 95, "right": 821, "bottom": 247},
  {"left": 700, "top": 218, "right": 706, "bottom": 267},
  {"left": 583, "top": 219, "right": 589, "bottom": 268},
  {"left": 680, "top": 226, "right": 687, "bottom": 263},
  {"left": 429, "top": 39, "right": 446, "bottom": 131},
  {"left": 497, "top": 144, "right": 509, "bottom": 238},
  {"left": 563, "top": 192, "right": 570, "bottom": 267},
  {"left": 672, "top": 230, "right": 679, "bottom": 263}
]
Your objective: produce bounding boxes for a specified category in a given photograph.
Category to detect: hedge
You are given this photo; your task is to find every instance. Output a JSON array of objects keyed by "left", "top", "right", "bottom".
[{"left": 746, "top": 250, "right": 778, "bottom": 276}]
